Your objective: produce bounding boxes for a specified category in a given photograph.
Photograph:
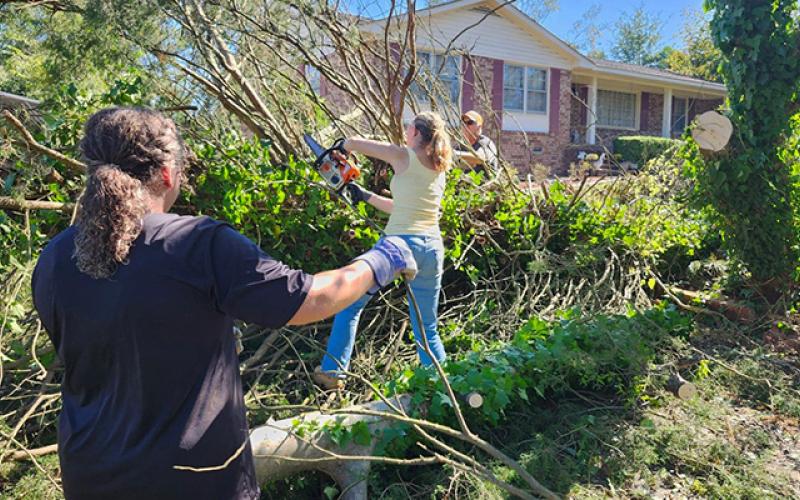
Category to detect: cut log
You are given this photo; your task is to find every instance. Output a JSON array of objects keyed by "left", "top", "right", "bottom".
[
  {"left": 666, "top": 373, "right": 697, "bottom": 400},
  {"left": 692, "top": 111, "right": 733, "bottom": 152},
  {"left": 462, "top": 391, "right": 484, "bottom": 409},
  {"left": 250, "top": 395, "right": 411, "bottom": 500},
  {"left": 250, "top": 391, "right": 483, "bottom": 499}
]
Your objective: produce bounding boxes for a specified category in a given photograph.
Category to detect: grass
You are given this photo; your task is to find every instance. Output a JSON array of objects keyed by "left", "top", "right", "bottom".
[
  {"left": 341, "top": 325, "right": 800, "bottom": 499},
  {"left": 3, "top": 325, "right": 798, "bottom": 500}
]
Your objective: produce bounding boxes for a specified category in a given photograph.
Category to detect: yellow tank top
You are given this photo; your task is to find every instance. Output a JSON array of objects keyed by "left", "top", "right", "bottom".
[{"left": 384, "top": 147, "right": 446, "bottom": 236}]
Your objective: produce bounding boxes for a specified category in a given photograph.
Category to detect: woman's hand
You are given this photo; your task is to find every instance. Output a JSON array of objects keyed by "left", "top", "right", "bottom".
[{"left": 343, "top": 183, "right": 374, "bottom": 203}]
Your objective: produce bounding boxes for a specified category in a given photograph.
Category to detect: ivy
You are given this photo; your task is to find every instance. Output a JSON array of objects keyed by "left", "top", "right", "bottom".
[
  {"left": 378, "top": 304, "right": 693, "bottom": 455},
  {"left": 684, "top": 0, "right": 800, "bottom": 287}
]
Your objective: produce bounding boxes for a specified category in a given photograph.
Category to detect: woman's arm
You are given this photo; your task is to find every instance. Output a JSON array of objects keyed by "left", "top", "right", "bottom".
[
  {"left": 344, "top": 137, "right": 409, "bottom": 173},
  {"left": 287, "top": 261, "right": 374, "bottom": 325},
  {"left": 366, "top": 193, "right": 394, "bottom": 214},
  {"left": 288, "top": 237, "right": 417, "bottom": 325}
]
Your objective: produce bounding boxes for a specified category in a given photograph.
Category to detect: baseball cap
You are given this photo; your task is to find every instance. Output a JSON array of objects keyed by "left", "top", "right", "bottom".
[{"left": 461, "top": 110, "right": 483, "bottom": 126}]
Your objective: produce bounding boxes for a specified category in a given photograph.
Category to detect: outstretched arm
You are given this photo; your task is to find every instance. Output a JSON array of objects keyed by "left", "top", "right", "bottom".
[
  {"left": 343, "top": 137, "right": 409, "bottom": 173},
  {"left": 366, "top": 193, "right": 393, "bottom": 214},
  {"left": 288, "top": 237, "right": 417, "bottom": 325},
  {"left": 287, "top": 261, "right": 374, "bottom": 325}
]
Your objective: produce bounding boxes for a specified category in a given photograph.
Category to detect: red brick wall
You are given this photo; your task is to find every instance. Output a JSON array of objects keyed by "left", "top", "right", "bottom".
[
  {"left": 569, "top": 84, "right": 588, "bottom": 143},
  {"left": 463, "top": 55, "right": 499, "bottom": 135},
  {"left": 642, "top": 93, "right": 664, "bottom": 135},
  {"left": 498, "top": 70, "right": 572, "bottom": 176},
  {"left": 690, "top": 98, "right": 723, "bottom": 121}
]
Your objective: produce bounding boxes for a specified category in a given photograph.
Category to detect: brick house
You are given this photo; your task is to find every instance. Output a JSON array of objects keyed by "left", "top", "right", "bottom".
[{"left": 313, "top": 0, "right": 726, "bottom": 176}]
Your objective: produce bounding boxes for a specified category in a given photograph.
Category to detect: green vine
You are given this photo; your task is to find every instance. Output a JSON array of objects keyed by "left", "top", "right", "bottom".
[{"left": 684, "top": 0, "right": 800, "bottom": 288}]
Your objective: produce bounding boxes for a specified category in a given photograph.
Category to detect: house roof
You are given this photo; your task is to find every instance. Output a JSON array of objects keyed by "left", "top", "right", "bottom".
[
  {"left": 374, "top": 0, "right": 726, "bottom": 95},
  {"left": 588, "top": 58, "right": 726, "bottom": 94},
  {"left": 375, "top": 0, "right": 591, "bottom": 66}
]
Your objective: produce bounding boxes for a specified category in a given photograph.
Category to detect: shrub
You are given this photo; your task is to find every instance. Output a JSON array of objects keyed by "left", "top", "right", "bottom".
[{"left": 614, "top": 136, "right": 682, "bottom": 166}]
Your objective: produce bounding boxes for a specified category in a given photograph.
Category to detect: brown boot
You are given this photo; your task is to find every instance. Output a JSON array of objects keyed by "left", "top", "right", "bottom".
[{"left": 313, "top": 366, "right": 344, "bottom": 391}]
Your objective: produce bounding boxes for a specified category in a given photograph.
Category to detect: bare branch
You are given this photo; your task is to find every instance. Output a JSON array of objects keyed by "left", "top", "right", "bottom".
[{"left": 2, "top": 110, "right": 85, "bottom": 174}]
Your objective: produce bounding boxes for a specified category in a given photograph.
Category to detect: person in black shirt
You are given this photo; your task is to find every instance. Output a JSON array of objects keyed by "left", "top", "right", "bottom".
[
  {"left": 454, "top": 110, "right": 498, "bottom": 178},
  {"left": 31, "top": 107, "right": 417, "bottom": 500}
]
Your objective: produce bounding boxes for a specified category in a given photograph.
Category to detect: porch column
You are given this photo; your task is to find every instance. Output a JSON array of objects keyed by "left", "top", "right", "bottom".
[
  {"left": 662, "top": 88, "right": 673, "bottom": 138},
  {"left": 587, "top": 76, "right": 598, "bottom": 145}
]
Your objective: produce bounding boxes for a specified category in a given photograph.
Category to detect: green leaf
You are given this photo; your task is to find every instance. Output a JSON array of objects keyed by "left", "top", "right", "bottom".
[
  {"left": 323, "top": 486, "right": 339, "bottom": 500},
  {"left": 350, "top": 421, "right": 372, "bottom": 447}
]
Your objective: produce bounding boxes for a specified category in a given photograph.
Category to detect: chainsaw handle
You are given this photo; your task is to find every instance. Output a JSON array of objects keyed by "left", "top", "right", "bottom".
[{"left": 331, "top": 137, "right": 349, "bottom": 156}]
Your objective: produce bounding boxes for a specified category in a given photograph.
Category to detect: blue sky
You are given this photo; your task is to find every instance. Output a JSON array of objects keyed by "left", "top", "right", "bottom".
[{"left": 539, "top": 0, "right": 705, "bottom": 51}]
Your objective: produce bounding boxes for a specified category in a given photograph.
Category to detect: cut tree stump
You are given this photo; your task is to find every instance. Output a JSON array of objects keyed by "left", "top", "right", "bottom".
[
  {"left": 692, "top": 111, "right": 733, "bottom": 152},
  {"left": 666, "top": 373, "right": 697, "bottom": 400},
  {"left": 463, "top": 391, "right": 484, "bottom": 409}
]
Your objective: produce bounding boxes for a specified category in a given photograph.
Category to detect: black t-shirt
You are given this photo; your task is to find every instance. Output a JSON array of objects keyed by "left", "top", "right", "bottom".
[{"left": 32, "top": 213, "right": 312, "bottom": 500}]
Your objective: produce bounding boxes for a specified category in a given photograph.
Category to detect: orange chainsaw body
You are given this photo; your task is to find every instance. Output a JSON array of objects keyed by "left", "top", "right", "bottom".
[{"left": 317, "top": 155, "right": 360, "bottom": 191}]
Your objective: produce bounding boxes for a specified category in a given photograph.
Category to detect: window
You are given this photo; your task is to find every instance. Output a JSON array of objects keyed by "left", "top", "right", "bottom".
[
  {"left": 410, "top": 51, "right": 461, "bottom": 107},
  {"left": 597, "top": 90, "right": 636, "bottom": 129},
  {"left": 672, "top": 97, "right": 688, "bottom": 137},
  {"left": 503, "top": 65, "right": 547, "bottom": 114},
  {"left": 305, "top": 65, "right": 321, "bottom": 95}
]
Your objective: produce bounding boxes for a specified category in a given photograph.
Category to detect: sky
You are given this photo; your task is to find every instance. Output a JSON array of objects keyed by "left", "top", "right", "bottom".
[{"left": 539, "top": 0, "right": 705, "bottom": 52}]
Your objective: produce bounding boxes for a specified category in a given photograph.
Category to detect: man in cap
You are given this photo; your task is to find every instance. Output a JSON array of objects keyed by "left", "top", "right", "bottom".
[{"left": 455, "top": 110, "right": 498, "bottom": 178}]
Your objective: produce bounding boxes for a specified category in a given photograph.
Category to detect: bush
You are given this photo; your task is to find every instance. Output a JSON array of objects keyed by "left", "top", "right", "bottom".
[{"left": 614, "top": 136, "right": 682, "bottom": 166}]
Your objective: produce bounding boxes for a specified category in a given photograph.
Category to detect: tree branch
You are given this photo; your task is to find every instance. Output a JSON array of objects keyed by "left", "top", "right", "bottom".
[{"left": 2, "top": 110, "right": 85, "bottom": 174}]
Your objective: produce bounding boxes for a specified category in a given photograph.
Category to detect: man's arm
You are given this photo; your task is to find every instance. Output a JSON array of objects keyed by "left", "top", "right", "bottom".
[
  {"left": 287, "top": 261, "right": 374, "bottom": 325},
  {"left": 454, "top": 149, "right": 484, "bottom": 168}
]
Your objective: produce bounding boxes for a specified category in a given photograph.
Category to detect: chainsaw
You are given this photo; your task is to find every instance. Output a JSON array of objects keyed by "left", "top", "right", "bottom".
[{"left": 303, "top": 134, "right": 361, "bottom": 204}]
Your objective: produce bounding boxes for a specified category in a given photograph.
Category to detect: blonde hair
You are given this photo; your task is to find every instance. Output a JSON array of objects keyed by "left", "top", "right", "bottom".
[{"left": 413, "top": 112, "right": 452, "bottom": 172}]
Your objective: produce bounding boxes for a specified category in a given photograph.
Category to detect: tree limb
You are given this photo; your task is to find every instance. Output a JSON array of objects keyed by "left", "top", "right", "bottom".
[{"left": 2, "top": 110, "right": 85, "bottom": 174}]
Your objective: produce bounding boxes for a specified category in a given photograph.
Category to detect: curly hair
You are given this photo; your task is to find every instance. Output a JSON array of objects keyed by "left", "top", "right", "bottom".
[
  {"left": 74, "top": 107, "right": 185, "bottom": 279},
  {"left": 413, "top": 111, "right": 452, "bottom": 172}
]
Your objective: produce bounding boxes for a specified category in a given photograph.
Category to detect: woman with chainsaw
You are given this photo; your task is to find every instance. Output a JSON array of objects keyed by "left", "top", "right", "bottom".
[
  {"left": 31, "top": 106, "right": 418, "bottom": 499},
  {"left": 314, "top": 111, "right": 452, "bottom": 390}
]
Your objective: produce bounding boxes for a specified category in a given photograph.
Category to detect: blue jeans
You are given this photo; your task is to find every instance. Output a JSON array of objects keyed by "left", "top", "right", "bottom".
[{"left": 321, "top": 234, "right": 446, "bottom": 376}]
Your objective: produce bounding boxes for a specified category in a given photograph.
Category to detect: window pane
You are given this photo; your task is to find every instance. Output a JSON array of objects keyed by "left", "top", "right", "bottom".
[
  {"left": 305, "top": 65, "right": 321, "bottom": 94},
  {"left": 527, "top": 91, "right": 547, "bottom": 113},
  {"left": 416, "top": 51, "right": 431, "bottom": 66},
  {"left": 672, "top": 97, "right": 687, "bottom": 135},
  {"left": 410, "top": 51, "right": 432, "bottom": 102},
  {"left": 433, "top": 54, "right": 460, "bottom": 106},
  {"left": 504, "top": 65, "right": 523, "bottom": 89},
  {"left": 597, "top": 90, "right": 636, "bottom": 128},
  {"left": 435, "top": 54, "right": 459, "bottom": 78},
  {"left": 504, "top": 89, "right": 524, "bottom": 111},
  {"left": 527, "top": 68, "right": 546, "bottom": 91},
  {"left": 503, "top": 65, "right": 524, "bottom": 111}
]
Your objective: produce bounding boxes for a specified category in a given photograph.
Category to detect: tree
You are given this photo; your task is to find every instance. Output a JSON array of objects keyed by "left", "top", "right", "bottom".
[
  {"left": 569, "top": 3, "right": 608, "bottom": 59},
  {"left": 0, "top": 1, "right": 149, "bottom": 98},
  {"left": 685, "top": 0, "right": 800, "bottom": 294},
  {"left": 610, "top": 5, "right": 664, "bottom": 66},
  {"left": 661, "top": 9, "right": 723, "bottom": 82}
]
